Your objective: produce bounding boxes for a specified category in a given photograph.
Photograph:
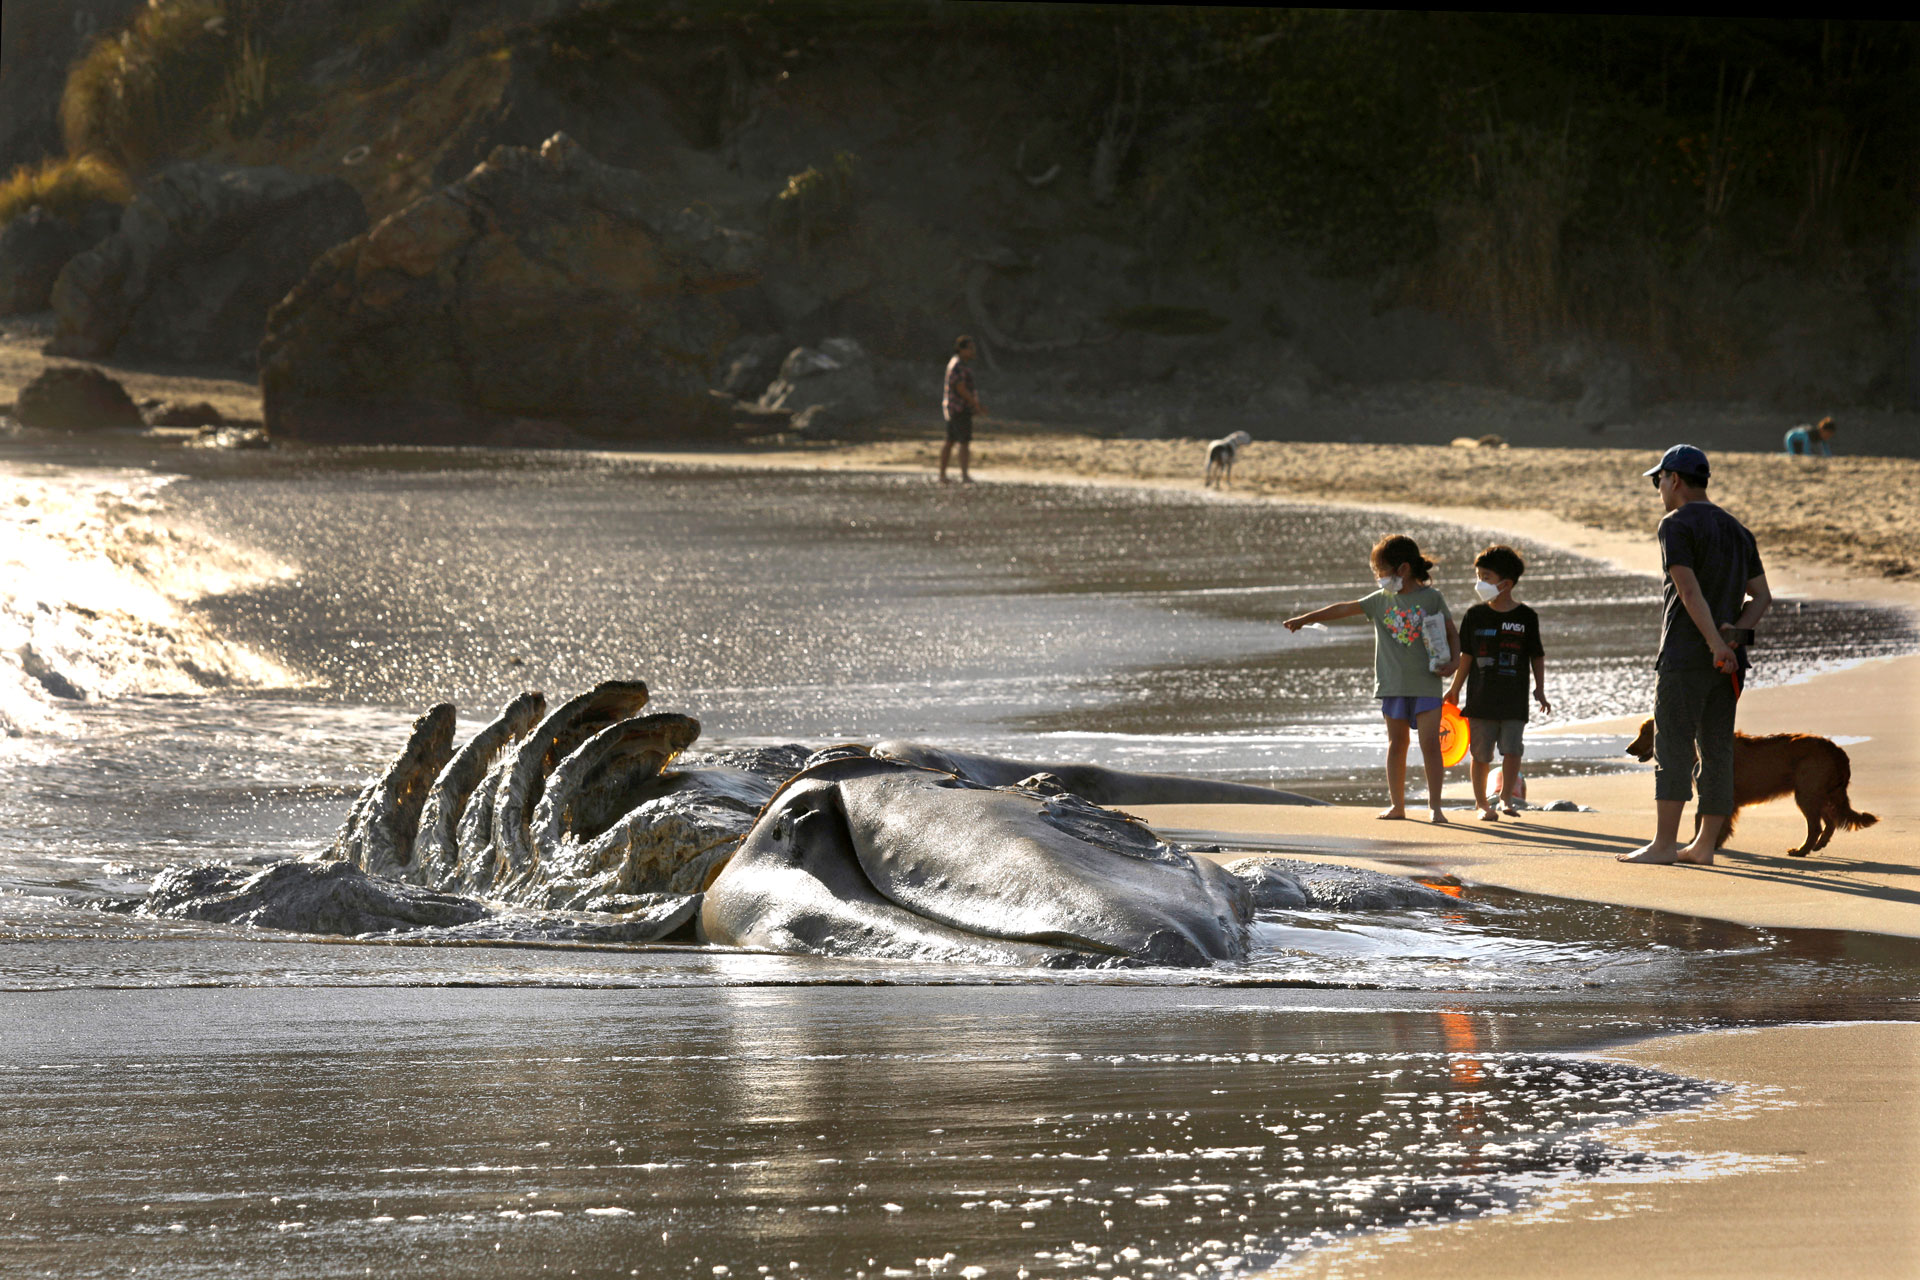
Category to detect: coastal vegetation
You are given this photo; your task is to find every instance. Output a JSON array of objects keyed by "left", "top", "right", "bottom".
[
  {"left": 60, "top": 0, "right": 237, "bottom": 170},
  {"left": 2, "top": 3, "right": 1912, "bottom": 405},
  {"left": 0, "top": 153, "right": 129, "bottom": 228}
]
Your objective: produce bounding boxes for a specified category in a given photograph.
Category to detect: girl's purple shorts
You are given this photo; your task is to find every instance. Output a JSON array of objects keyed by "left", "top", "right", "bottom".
[{"left": 1380, "top": 696, "right": 1443, "bottom": 722}]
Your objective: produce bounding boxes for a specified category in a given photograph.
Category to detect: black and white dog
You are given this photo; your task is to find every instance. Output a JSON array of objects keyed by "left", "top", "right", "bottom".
[{"left": 1204, "top": 431, "right": 1253, "bottom": 488}]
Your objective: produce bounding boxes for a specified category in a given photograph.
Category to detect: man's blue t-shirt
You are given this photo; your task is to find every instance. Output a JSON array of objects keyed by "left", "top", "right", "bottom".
[{"left": 1656, "top": 501, "right": 1763, "bottom": 672}]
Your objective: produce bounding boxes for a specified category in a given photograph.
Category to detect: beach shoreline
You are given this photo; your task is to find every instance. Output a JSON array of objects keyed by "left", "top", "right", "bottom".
[
  {"left": 7, "top": 390, "right": 1914, "bottom": 1275},
  {"left": 1275, "top": 1020, "right": 1920, "bottom": 1280},
  {"left": 605, "top": 440, "right": 1919, "bottom": 941},
  {"left": 608, "top": 441, "right": 1920, "bottom": 1278}
]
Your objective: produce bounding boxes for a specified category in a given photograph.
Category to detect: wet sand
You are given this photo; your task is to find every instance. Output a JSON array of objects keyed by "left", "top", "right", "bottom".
[
  {"left": 1278, "top": 1022, "right": 1920, "bottom": 1280},
  {"left": 622, "top": 439, "right": 1920, "bottom": 1276},
  {"left": 1138, "top": 629, "right": 1920, "bottom": 940}
]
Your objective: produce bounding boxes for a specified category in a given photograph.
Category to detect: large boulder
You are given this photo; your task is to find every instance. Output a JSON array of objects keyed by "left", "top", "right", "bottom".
[
  {"left": 47, "top": 163, "right": 367, "bottom": 365},
  {"left": 260, "top": 132, "right": 764, "bottom": 445},
  {"left": 0, "top": 202, "right": 120, "bottom": 315},
  {"left": 756, "top": 337, "right": 880, "bottom": 434},
  {"left": 14, "top": 364, "right": 142, "bottom": 430}
]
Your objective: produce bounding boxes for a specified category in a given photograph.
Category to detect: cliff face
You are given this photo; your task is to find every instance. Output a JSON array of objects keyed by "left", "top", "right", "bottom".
[
  {"left": 260, "top": 133, "right": 759, "bottom": 444},
  {"left": 5, "top": 4, "right": 1916, "bottom": 430}
]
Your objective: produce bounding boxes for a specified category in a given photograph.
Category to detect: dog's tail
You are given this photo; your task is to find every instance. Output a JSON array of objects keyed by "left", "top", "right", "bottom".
[
  {"left": 1832, "top": 799, "right": 1879, "bottom": 831},
  {"left": 1827, "top": 753, "right": 1878, "bottom": 831}
]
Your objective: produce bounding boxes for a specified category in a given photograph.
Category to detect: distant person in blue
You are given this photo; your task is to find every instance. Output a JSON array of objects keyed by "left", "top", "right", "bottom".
[
  {"left": 1783, "top": 417, "right": 1836, "bottom": 456},
  {"left": 1620, "top": 445, "right": 1771, "bottom": 867}
]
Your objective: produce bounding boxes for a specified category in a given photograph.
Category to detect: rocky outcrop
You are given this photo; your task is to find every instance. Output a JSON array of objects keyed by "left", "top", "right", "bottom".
[
  {"left": 260, "top": 132, "right": 764, "bottom": 445},
  {"left": 14, "top": 364, "right": 142, "bottom": 430},
  {"left": 755, "top": 338, "right": 879, "bottom": 436},
  {"left": 47, "top": 163, "right": 367, "bottom": 366},
  {"left": 0, "top": 202, "right": 119, "bottom": 315},
  {"left": 144, "top": 399, "right": 226, "bottom": 427},
  {"left": 717, "top": 333, "right": 787, "bottom": 399}
]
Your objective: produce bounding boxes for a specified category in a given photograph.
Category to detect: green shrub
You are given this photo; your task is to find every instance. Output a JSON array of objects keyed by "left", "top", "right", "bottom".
[
  {"left": 0, "top": 154, "right": 131, "bottom": 228},
  {"left": 772, "top": 151, "right": 858, "bottom": 258},
  {"left": 60, "top": 1, "right": 238, "bottom": 171}
]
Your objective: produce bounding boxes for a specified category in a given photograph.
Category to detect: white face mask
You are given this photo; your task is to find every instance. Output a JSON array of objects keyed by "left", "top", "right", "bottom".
[
  {"left": 1376, "top": 575, "right": 1401, "bottom": 593},
  {"left": 1474, "top": 579, "right": 1501, "bottom": 601}
]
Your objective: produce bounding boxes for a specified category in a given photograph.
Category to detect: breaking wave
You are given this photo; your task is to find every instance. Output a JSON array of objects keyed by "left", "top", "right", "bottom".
[{"left": 0, "top": 462, "right": 303, "bottom": 737}]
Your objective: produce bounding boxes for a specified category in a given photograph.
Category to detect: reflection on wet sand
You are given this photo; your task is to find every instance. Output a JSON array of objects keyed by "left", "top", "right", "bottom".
[{"left": 0, "top": 976, "right": 1876, "bottom": 1279}]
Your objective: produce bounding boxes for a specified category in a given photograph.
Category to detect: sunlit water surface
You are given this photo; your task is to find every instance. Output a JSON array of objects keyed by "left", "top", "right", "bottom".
[{"left": 2, "top": 438, "right": 1916, "bottom": 1277}]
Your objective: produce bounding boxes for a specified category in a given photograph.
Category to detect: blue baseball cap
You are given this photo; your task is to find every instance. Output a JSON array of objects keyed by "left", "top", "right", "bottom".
[{"left": 1644, "top": 444, "right": 1710, "bottom": 479}]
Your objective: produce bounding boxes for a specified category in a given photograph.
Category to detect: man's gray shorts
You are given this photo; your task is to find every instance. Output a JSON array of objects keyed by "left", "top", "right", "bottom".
[
  {"left": 1653, "top": 666, "right": 1737, "bottom": 815},
  {"left": 1468, "top": 718, "right": 1526, "bottom": 762}
]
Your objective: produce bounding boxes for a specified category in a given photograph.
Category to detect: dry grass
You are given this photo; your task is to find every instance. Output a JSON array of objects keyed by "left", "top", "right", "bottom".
[
  {"left": 0, "top": 153, "right": 131, "bottom": 228},
  {"left": 60, "top": 0, "right": 232, "bottom": 171}
]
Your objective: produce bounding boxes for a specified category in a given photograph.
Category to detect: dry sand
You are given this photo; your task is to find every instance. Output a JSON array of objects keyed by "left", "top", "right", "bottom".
[
  {"left": 0, "top": 316, "right": 260, "bottom": 424},
  {"left": 806, "top": 432, "right": 1920, "bottom": 581}
]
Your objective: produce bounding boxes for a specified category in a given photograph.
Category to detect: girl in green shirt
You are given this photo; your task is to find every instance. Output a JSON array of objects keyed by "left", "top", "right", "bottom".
[{"left": 1285, "top": 534, "right": 1462, "bottom": 822}]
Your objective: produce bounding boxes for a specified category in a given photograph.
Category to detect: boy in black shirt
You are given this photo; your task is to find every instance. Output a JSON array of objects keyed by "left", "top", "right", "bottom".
[{"left": 1445, "top": 545, "right": 1550, "bottom": 821}]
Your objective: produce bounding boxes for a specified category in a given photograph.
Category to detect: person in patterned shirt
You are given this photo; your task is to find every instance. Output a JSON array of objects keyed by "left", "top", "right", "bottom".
[{"left": 940, "top": 335, "right": 982, "bottom": 484}]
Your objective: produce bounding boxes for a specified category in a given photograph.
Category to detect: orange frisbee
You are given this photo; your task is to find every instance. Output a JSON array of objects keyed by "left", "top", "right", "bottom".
[{"left": 1438, "top": 702, "right": 1471, "bottom": 768}]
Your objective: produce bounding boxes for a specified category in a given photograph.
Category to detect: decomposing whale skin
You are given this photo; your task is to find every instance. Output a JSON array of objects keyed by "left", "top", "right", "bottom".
[
  {"left": 870, "top": 741, "right": 1324, "bottom": 808},
  {"left": 701, "top": 757, "right": 1251, "bottom": 966},
  {"left": 141, "top": 859, "right": 489, "bottom": 935},
  {"left": 331, "top": 703, "right": 458, "bottom": 878},
  {"left": 1222, "top": 856, "right": 1467, "bottom": 912},
  {"left": 412, "top": 690, "right": 547, "bottom": 888},
  {"left": 484, "top": 680, "right": 653, "bottom": 895}
]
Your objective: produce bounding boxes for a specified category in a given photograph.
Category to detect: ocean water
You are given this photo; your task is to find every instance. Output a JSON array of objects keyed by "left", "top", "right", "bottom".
[{"left": 1, "top": 435, "right": 1916, "bottom": 1277}]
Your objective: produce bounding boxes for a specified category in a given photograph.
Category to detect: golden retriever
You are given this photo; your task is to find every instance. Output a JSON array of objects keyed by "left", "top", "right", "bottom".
[{"left": 1625, "top": 718, "right": 1877, "bottom": 857}]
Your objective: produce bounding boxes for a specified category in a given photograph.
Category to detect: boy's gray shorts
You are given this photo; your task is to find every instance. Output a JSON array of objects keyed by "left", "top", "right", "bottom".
[{"left": 1468, "top": 717, "right": 1526, "bottom": 762}]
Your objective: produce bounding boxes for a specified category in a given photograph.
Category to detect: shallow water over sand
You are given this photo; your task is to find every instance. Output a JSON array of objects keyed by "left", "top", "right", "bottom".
[
  {"left": 5, "top": 963, "right": 1915, "bottom": 1279},
  {"left": 1, "top": 439, "right": 1916, "bottom": 1276}
]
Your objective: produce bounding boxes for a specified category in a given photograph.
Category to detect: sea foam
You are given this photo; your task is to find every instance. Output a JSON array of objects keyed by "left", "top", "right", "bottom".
[{"left": 0, "top": 463, "right": 302, "bottom": 737}]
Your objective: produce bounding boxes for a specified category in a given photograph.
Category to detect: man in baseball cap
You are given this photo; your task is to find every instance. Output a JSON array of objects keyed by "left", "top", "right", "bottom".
[
  {"left": 1642, "top": 443, "right": 1710, "bottom": 485},
  {"left": 1620, "top": 445, "right": 1771, "bottom": 865}
]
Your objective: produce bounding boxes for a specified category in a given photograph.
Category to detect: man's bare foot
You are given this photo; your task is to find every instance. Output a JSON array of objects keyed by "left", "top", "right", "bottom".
[
  {"left": 1376, "top": 806, "right": 1406, "bottom": 821},
  {"left": 1429, "top": 808, "right": 1449, "bottom": 824},
  {"left": 1477, "top": 805, "right": 1499, "bottom": 822},
  {"left": 1501, "top": 796, "right": 1522, "bottom": 815},
  {"left": 1617, "top": 842, "right": 1683, "bottom": 864},
  {"left": 1674, "top": 844, "right": 1716, "bottom": 866}
]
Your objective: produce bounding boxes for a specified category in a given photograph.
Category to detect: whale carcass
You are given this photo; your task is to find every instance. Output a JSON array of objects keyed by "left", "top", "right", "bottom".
[
  {"left": 700, "top": 755, "right": 1251, "bottom": 966},
  {"left": 141, "top": 680, "right": 1361, "bottom": 964}
]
